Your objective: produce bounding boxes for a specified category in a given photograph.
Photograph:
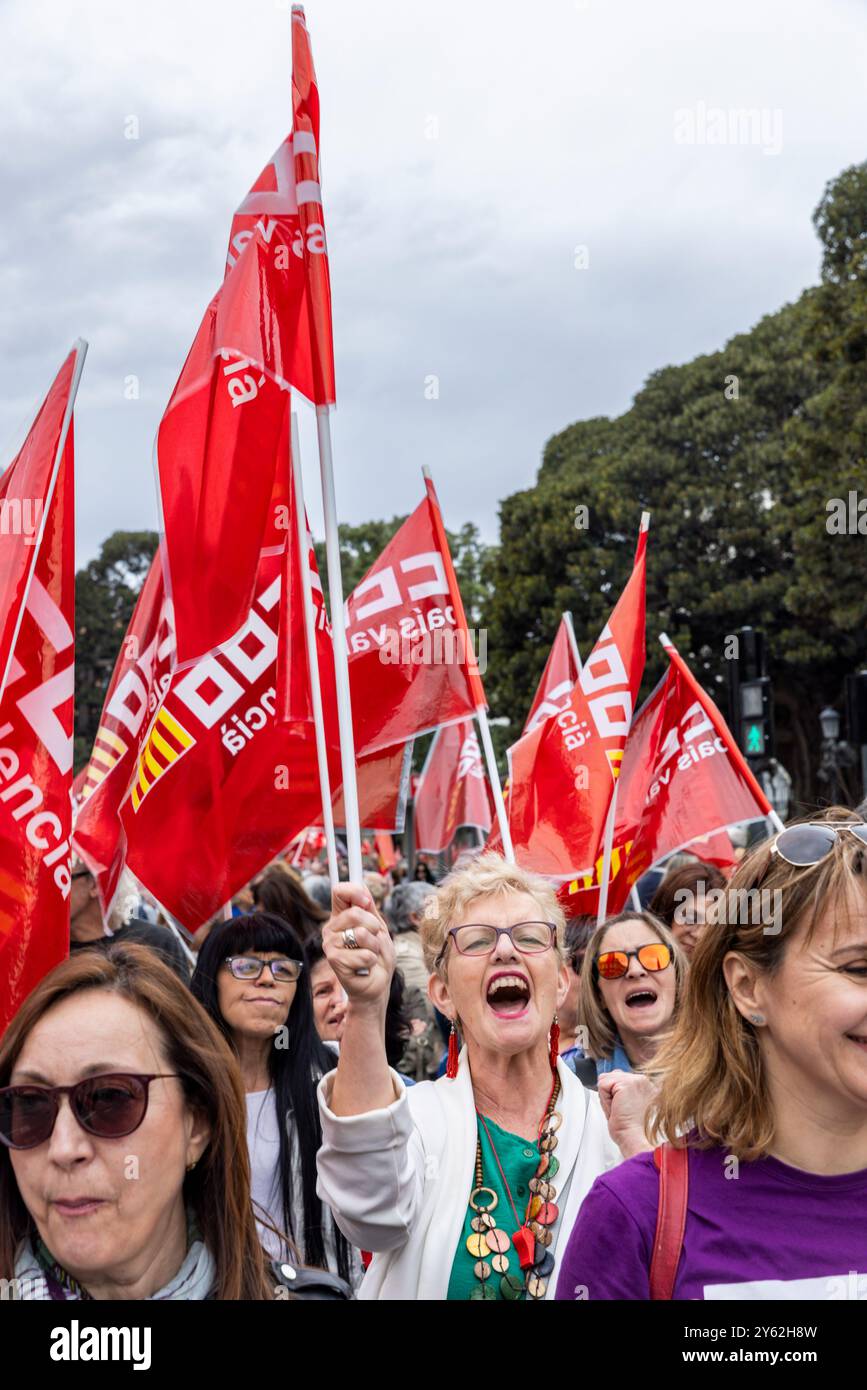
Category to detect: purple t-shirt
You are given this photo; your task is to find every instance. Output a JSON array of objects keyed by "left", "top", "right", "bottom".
[{"left": 555, "top": 1145, "right": 867, "bottom": 1300}]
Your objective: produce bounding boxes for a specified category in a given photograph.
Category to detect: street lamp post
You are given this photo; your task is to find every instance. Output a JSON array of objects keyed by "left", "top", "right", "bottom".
[{"left": 817, "top": 707, "right": 856, "bottom": 806}]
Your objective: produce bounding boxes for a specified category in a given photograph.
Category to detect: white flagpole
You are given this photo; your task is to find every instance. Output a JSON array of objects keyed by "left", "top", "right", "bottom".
[
  {"left": 562, "top": 609, "right": 582, "bottom": 673},
  {"left": 0, "top": 339, "right": 88, "bottom": 707},
  {"left": 596, "top": 783, "right": 619, "bottom": 926},
  {"left": 629, "top": 884, "right": 642, "bottom": 912},
  {"left": 597, "top": 510, "right": 650, "bottom": 923},
  {"left": 475, "top": 706, "right": 514, "bottom": 862},
  {"left": 291, "top": 412, "right": 339, "bottom": 887},
  {"left": 314, "top": 405, "right": 363, "bottom": 883}
]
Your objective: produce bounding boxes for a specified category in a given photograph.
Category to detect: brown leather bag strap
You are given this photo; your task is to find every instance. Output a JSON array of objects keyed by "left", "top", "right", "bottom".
[{"left": 649, "top": 1143, "right": 689, "bottom": 1300}]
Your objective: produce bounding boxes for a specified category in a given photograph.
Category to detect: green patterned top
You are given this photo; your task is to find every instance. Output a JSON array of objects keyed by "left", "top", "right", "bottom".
[{"left": 446, "top": 1115, "right": 541, "bottom": 1301}]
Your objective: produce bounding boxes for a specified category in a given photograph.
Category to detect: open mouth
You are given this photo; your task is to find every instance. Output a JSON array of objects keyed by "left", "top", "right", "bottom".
[
  {"left": 625, "top": 988, "right": 658, "bottom": 1010},
  {"left": 846, "top": 1033, "right": 867, "bottom": 1050},
  {"left": 486, "top": 972, "right": 531, "bottom": 1017}
]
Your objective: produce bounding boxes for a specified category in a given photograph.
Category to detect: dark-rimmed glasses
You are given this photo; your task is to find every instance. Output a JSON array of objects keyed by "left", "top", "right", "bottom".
[
  {"left": 223, "top": 955, "right": 303, "bottom": 983},
  {"left": 436, "top": 922, "right": 556, "bottom": 966},
  {"left": 0, "top": 1073, "right": 177, "bottom": 1150},
  {"left": 771, "top": 822, "right": 867, "bottom": 868},
  {"left": 595, "top": 943, "right": 672, "bottom": 980}
]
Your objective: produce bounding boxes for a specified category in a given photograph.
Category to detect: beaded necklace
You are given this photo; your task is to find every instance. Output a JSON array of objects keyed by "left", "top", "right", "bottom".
[{"left": 465, "top": 1077, "right": 562, "bottom": 1300}]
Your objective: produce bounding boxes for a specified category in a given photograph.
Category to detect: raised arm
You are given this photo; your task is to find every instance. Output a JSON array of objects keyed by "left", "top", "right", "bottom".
[{"left": 323, "top": 881, "right": 397, "bottom": 1116}]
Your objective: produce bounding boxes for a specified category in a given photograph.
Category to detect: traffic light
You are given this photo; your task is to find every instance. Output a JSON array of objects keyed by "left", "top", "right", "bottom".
[
  {"left": 726, "top": 626, "right": 775, "bottom": 766},
  {"left": 739, "top": 678, "right": 774, "bottom": 761}
]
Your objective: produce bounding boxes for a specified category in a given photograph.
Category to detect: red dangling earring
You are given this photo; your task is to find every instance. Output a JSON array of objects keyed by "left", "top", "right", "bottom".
[
  {"left": 446, "top": 1021, "right": 460, "bottom": 1079},
  {"left": 549, "top": 1014, "right": 560, "bottom": 1073}
]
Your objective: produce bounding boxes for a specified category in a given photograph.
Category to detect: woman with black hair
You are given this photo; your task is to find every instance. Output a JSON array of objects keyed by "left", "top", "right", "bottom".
[{"left": 190, "top": 912, "right": 358, "bottom": 1288}]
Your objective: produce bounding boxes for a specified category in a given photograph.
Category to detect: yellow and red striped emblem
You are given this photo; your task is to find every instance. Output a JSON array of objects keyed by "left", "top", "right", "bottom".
[
  {"left": 130, "top": 708, "right": 195, "bottom": 813},
  {"left": 606, "top": 748, "right": 625, "bottom": 779},
  {"left": 80, "top": 725, "right": 129, "bottom": 802}
]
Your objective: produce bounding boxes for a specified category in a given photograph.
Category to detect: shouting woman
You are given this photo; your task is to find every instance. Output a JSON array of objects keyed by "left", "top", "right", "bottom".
[{"left": 316, "top": 855, "right": 647, "bottom": 1300}]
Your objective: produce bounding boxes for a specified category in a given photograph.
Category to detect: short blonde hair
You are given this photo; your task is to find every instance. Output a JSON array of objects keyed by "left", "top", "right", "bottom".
[{"left": 419, "top": 853, "right": 565, "bottom": 974}]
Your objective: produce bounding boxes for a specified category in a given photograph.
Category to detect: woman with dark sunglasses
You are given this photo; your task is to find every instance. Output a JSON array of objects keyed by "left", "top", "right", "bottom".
[
  {"left": 569, "top": 912, "right": 687, "bottom": 1088},
  {"left": 0, "top": 943, "right": 276, "bottom": 1299},
  {"left": 556, "top": 809, "right": 867, "bottom": 1300},
  {"left": 190, "top": 912, "right": 359, "bottom": 1290}
]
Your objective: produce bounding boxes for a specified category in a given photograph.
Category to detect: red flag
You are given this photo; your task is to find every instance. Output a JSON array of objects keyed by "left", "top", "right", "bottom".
[
  {"left": 115, "top": 553, "right": 409, "bottom": 930},
  {"left": 119, "top": 549, "right": 330, "bottom": 929},
  {"left": 685, "top": 827, "right": 738, "bottom": 870},
  {"left": 290, "top": 5, "right": 335, "bottom": 406},
  {"left": 224, "top": 7, "right": 335, "bottom": 406},
  {"left": 165, "top": 8, "right": 336, "bottom": 668},
  {"left": 345, "top": 479, "right": 484, "bottom": 755},
  {"left": 561, "top": 639, "right": 771, "bottom": 914},
  {"left": 72, "top": 553, "right": 174, "bottom": 917},
  {"left": 508, "top": 516, "right": 648, "bottom": 879},
  {"left": 0, "top": 349, "right": 77, "bottom": 706},
  {"left": 156, "top": 242, "right": 293, "bottom": 670},
  {"left": 523, "top": 614, "right": 581, "bottom": 736},
  {"left": 325, "top": 742, "right": 412, "bottom": 833},
  {"left": 415, "top": 720, "right": 493, "bottom": 854},
  {"left": 375, "top": 832, "right": 398, "bottom": 872},
  {"left": 289, "top": 827, "right": 326, "bottom": 866},
  {"left": 0, "top": 372, "right": 77, "bottom": 1033},
  {"left": 78, "top": 11, "right": 343, "bottom": 915},
  {"left": 276, "top": 444, "right": 336, "bottom": 735}
]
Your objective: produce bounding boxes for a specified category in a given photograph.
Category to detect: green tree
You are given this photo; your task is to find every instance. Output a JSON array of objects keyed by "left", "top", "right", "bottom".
[
  {"left": 75, "top": 531, "right": 158, "bottom": 768},
  {"left": 485, "top": 162, "right": 867, "bottom": 805}
]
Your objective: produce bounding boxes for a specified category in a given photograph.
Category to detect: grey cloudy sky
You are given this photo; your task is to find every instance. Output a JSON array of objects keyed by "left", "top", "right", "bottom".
[{"left": 1, "top": 0, "right": 865, "bottom": 566}]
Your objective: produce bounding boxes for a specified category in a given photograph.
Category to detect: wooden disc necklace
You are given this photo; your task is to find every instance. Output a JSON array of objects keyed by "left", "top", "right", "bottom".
[{"left": 466, "top": 1075, "right": 562, "bottom": 1300}]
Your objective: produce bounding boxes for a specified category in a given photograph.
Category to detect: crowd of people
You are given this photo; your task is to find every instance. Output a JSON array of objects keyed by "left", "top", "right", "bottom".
[{"left": 1, "top": 811, "right": 866, "bottom": 1301}]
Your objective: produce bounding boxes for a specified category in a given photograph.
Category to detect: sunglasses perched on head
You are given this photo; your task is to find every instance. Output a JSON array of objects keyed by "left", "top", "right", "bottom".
[
  {"left": 0, "top": 1073, "right": 177, "bottom": 1150},
  {"left": 595, "top": 942, "right": 672, "bottom": 980},
  {"left": 771, "top": 822, "right": 867, "bottom": 868},
  {"left": 223, "top": 955, "right": 303, "bottom": 982}
]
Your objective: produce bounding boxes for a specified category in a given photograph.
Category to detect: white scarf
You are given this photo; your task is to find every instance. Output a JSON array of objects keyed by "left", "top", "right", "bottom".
[{"left": 13, "top": 1234, "right": 217, "bottom": 1301}]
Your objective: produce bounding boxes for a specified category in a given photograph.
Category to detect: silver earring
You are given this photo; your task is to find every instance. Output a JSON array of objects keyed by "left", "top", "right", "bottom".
[{"left": 749, "top": 1013, "right": 765, "bottom": 1025}]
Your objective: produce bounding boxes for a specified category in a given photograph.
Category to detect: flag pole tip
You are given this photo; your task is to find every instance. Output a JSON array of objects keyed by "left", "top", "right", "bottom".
[
  {"left": 658, "top": 631, "right": 671, "bottom": 646},
  {"left": 640, "top": 510, "right": 651, "bottom": 528},
  {"left": 421, "top": 465, "right": 432, "bottom": 481}
]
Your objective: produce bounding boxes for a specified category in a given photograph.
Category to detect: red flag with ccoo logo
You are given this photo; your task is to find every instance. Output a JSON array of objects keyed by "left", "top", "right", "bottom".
[
  {"left": 507, "top": 515, "right": 649, "bottom": 880},
  {"left": 0, "top": 345, "right": 82, "bottom": 1033},
  {"left": 415, "top": 719, "right": 493, "bottom": 854}
]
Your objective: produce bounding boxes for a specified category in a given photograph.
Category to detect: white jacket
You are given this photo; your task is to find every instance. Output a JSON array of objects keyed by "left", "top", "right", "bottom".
[{"left": 316, "top": 1050, "right": 622, "bottom": 1300}]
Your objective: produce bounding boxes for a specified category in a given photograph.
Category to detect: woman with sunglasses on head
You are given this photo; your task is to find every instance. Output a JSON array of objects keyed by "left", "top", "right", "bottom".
[
  {"left": 569, "top": 912, "right": 686, "bottom": 1087},
  {"left": 556, "top": 809, "right": 867, "bottom": 1300},
  {"left": 315, "top": 854, "right": 651, "bottom": 1301},
  {"left": 190, "top": 912, "right": 360, "bottom": 1290},
  {"left": 0, "top": 943, "right": 277, "bottom": 1299}
]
